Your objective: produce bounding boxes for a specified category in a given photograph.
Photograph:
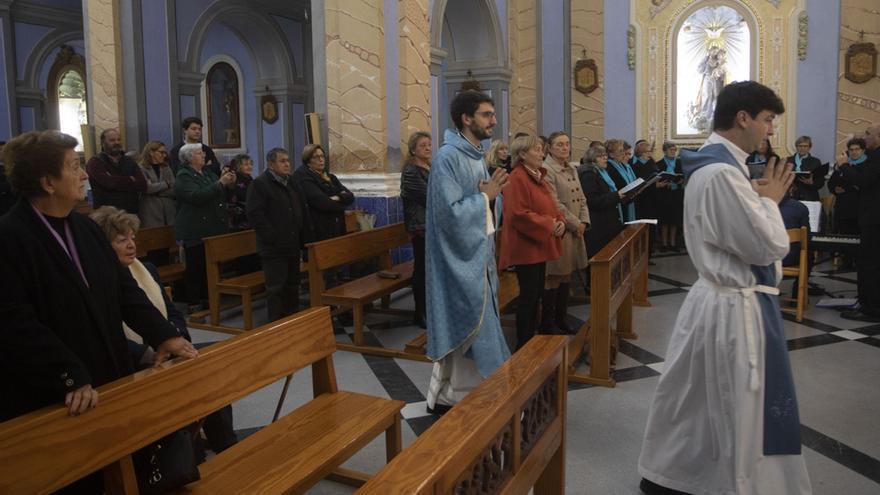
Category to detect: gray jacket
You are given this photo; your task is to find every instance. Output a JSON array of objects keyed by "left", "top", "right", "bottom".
[{"left": 138, "top": 164, "right": 176, "bottom": 228}]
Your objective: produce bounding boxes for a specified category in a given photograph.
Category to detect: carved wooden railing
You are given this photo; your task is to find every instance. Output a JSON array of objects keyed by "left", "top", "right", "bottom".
[
  {"left": 568, "top": 224, "right": 650, "bottom": 387},
  {"left": 357, "top": 335, "right": 569, "bottom": 495}
]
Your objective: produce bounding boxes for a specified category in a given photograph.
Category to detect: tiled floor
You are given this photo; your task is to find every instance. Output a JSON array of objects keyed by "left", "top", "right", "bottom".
[{"left": 190, "top": 253, "right": 880, "bottom": 494}]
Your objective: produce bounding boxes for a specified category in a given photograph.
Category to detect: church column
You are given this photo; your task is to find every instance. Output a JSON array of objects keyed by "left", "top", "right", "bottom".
[
  {"left": 0, "top": 0, "right": 16, "bottom": 138},
  {"left": 398, "top": 0, "right": 431, "bottom": 156},
  {"left": 323, "top": 0, "right": 388, "bottom": 173},
  {"left": 570, "top": 0, "right": 604, "bottom": 160},
  {"left": 509, "top": 0, "right": 538, "bottom": 137},
  {"left": 82, "top": 0, "right": 126, "bottom": 139}
]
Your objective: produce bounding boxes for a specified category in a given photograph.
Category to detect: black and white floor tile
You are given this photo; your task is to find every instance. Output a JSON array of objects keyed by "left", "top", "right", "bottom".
[{"left": 188, "top": 255, "right": 880, "bottom": 494}]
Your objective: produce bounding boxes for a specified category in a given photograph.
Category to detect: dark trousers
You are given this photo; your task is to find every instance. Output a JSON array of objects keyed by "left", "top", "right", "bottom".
[
  {"left": 183, "top": 240, "right": 208, "bottom": 305},
  {"left": 261, "top": 256, "right": 302, "bottom": 323},
  {"left": 515, "top": 262, "right": 546, "bottom": 349},
  {"left": 858, "top": 224, "right": 880, "bottom": 315},
  {"left": 412, "top": 235, "right": 426, "bottom": 320}
]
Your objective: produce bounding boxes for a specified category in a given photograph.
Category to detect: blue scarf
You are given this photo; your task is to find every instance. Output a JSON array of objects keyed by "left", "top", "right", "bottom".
[
  {"left": 663, "top": 157, "right": 680, "bottom": 190},
  {"left": 608, "top": 159, "right": 637, "bottom": 221},
  {"left": 597, "top": 167, "right": 624, "bottom": 223},
  {"left": 849, "top": 154, "right": 867, "bottom": 166},
  {"left": 794, "top": 153, "right": 808, "bottom": 172}
]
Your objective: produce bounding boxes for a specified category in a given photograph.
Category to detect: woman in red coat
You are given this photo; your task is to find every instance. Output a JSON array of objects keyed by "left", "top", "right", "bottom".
[{"left": 498, "top": 135, "right": 565, "bottom": 350}]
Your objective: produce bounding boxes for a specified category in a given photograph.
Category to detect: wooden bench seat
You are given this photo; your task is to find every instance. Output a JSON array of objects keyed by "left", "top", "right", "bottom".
[
  {"left": 175, "top": 391, "right": 401, "bottom": 494},
  {"left": 307, "top": 223, "right": 418, "bottom": 359},
  {"left": 0, "top": 307, "right": 403, "bottom": 494}
]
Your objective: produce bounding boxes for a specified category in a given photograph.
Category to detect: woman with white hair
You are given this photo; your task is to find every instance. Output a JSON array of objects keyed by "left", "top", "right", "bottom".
[{"left": 174, "top": 143, "right": 236, "bottom": 308}]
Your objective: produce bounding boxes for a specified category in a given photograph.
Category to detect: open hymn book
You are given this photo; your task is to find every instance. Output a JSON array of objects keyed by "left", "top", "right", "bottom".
[{"left": 619, "top": 174, "right": 662, "bottom": 197}]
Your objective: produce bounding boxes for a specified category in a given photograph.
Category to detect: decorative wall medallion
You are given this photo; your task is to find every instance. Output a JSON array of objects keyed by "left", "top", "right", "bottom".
[
  {"left": 845, "top": 42, "right": 878, "bottom": 84},
  {"left": 649, "top": 0, "right": 671, "bottom": 19},
  {"left": 797, "top": 12, "right": 808, "bottom": 61},
  {"left": 574, "top": 58, "right": 599, "bottom": 96},
  {"left": 627, "top": 25, "right": 636, "bottom": 71},
  {"left": 261, "top": 90, "right": 278, "bottom": 124},
  {"left": 766, "top": 0, "right": 780, "bottom": 7}
]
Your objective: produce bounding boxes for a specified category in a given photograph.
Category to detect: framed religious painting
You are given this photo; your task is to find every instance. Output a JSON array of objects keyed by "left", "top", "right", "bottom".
[
  {"left": 205, "top": 61, "right": 242, "bottom": 149},
  {"left": 261, "top": 92, "right": 279, "bottom": 124},
  {"left": 574, "top": 58, "right": 598, "bottom": 96},
  {"left": 845, "top": 42, "right": 877, "bottom": 84}
]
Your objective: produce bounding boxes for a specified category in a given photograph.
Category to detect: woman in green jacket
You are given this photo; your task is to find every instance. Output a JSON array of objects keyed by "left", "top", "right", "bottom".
[{"left": 174, "top": 143, "right": 235, "bottom": 307}]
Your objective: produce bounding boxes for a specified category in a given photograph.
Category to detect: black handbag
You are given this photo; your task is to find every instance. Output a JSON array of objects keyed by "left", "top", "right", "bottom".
[{"left": 134, "top": 427, "right": 201, "bottom": 494}]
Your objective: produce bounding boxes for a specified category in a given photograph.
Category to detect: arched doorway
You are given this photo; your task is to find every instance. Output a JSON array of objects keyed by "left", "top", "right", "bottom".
[{"left": 47, "top": 45, "right": 88, "bottom": 151}]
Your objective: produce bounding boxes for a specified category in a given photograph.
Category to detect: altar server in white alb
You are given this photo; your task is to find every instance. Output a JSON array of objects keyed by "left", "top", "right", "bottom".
[{"left": 638, "top": 81, "right": 811, "bottom": 494}]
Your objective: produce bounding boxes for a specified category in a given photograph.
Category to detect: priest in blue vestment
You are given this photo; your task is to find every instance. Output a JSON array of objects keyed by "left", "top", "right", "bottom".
[{"left": 424, "top": 90, "right": 511, "bottom": 414}]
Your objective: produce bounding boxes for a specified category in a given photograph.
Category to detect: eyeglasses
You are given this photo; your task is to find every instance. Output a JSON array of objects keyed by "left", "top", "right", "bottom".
[{"left": 476, "top": 111, "right": 496, "bottom": 118}]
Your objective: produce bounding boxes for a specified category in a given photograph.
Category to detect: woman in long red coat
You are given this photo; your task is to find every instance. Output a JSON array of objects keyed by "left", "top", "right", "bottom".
[{"left": 498, "top": 135, "right": 565, "bottom": 350}]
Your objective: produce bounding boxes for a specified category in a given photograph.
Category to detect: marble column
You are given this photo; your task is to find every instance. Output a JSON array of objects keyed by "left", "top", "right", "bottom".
[
  {"left": 509, "top": 0, "right": 538, "bottom": 136},
  {"left": 82, "top": 0, "right": 126, "bottom": 139},
  {"left": 324, "top": 0, "right": 388, "bottom": 172},
  {"left": 570, "top": 0, "right": 604, "bottom": 160},
  {"left": 398, "top": 0, "right": 431, "bottom": 152}
]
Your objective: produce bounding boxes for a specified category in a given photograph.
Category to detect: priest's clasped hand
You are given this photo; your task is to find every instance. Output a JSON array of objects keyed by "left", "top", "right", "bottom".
[
  {"left": 479, "top": 167, "right": 509, "bottom": 201},
  {"left": 751, "top": 157, "right": 794, "bottom": 204}
]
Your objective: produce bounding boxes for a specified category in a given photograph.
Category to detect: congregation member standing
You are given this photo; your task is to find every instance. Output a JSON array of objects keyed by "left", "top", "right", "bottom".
[
  {"left": 247, "top": 148, "right": 311, "bottom": 323},
  {"left": 137, "top": 140, "right": 176, "bottom": 228},
  {"left": 174, "top": 143, "right": 235, "bottom": 309},
  {"left": 294, "top": 144, "right": 354, "bottom": 243},
  {"left": 746, "top": 137, "right": 780, "bottom": 179},
  {"left": 170, "top": 117, "right": 220, "bottom": 176},
  {"left": 485, "top": 139, "right": 511, "bottom": 174},
  {"left": 833, "top": 123, "right": 880, "bottom": 323},
  {"left": 0, "top": 131, "right": 197, "bottom": 492},
  {"left": 400, "top": 131, "right": 432, "bottom": 329},
  {"left": 605, "top": 139, "right": 638, "bottom": 222},
  {"left": 655, "top": 141, "right": 684, "bottom": 252},
  {"left": 638, "top": 81, "right": 811, "bottom": 494},
  {"left": 424, "top": 90, "right": 510, "bottom": 414},
  {"left": 86, "top": 128, "right": 146, "bottom": 214},
  {"left": 827, "top": 137, "right": 865, "bottom": 270},
  {"left": 578, "top": 145, "right": 624, "bottom": 259},
  {"left": 226, "top": 153, "right": 254, "bottom": 231},
  {"left": 542, "top": 131, "right": 590, "bottom": 334},
  {"left": 785, "top": 135, "right": 825, "bottom": 201},
  {"left": 498, "top": 134, "right": 564, "bottom": 350}
]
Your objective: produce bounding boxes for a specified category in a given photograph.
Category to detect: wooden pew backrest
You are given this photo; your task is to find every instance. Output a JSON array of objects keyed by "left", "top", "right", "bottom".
[
  {"left": 0, "top": 307, "right": 337, "bottom": 494},
  {"left": 203, "top": 229, "right": 258, "bottom": 265},
  {"left": 136, "top": 225, "right": 177, "bottom": 258},
  {"left": 357, "top": 335, "right": 569, "bottom": 494},
  {"left": 307, "top": 222, "right": 410, "bottom": 272}
]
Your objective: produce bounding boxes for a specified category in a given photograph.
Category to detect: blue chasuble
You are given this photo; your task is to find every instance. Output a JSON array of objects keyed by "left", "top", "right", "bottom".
[{"left": 424, "top": 129, "right": 510, "bottom": 377}]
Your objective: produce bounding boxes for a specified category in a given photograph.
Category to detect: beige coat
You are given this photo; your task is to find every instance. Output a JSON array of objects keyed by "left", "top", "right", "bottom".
[{"left": 543, "top": 156, "right": 590, "bottom": 275}]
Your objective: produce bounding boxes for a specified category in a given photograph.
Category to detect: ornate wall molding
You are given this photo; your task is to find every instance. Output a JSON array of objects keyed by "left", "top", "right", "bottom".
[
  {"left": 797, "top": 12, "right": 808, "bottom": 61},
  {"left": 627, "top": 24, "right": 636, "bottom": 70},
  {"left": 649, "top": 0, "right": 673, "bottom": 19},
  {"left": 766, "top": 0, "right": 781, "bottom": 7}
]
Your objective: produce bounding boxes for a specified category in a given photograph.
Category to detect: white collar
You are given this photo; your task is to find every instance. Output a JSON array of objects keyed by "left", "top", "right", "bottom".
[{"left": 704, "top": 132, "right": 751, "bottom": 176}]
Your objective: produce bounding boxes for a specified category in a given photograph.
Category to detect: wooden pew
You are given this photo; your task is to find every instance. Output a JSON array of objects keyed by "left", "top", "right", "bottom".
[
  {"left": 357, "top": 335, "right": 568, "bottom": 494},
  {"left": 307, "top": 222, "right": 420, "bottom": 359},
  {"left": 135, "top": 225, "right": 185, "bottom": 284},
  {"left": 0, "top": 307, "right": 403, "bottom": 494},
  {"left": 185, "top": 229, "right": 266, "bottom": 333},
  {"left": 568, "top": 224, "right": 650, "bottom": 387}
]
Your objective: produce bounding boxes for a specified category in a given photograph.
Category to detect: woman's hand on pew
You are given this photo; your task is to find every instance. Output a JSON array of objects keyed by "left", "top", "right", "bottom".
[
  {"left": 65, "top": 384, "right": 98, "bottom": 416},
  {"left": 153, "top": 337, "right": 199, "bottom": 366}
]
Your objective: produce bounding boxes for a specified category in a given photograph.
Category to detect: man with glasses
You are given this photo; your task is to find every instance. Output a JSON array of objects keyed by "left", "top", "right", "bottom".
[{"left": 424, "top": 90, "right": 510, "bottom": 415}]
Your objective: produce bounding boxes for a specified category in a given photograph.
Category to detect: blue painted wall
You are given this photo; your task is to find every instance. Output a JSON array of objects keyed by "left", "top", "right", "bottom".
[
  {"left": 291, "top": 102, "right": 306, "bottom": 159},
  {"left": 540, "top": 0, "right": 565, "bottom": 134},
  {"left": 175, "top": 0, "right": 215, "bottom": 61},
  {"left": 0, "top": 22, "right": 13, "bottom": 139},
  {"left": 795, "top": 0, "right": 840, "bottom": 163},
  {"left": 272, "top": 15, "right": 306, "bottom": 79},
  {"left": 142, "top": 0, "right": 175, "bottom": 146},
  {"left": 603, "top": 0, "right": 635, "bottom": 141},
  {"left": 13, "top": 22, "right": 53, "bottom": 79}
]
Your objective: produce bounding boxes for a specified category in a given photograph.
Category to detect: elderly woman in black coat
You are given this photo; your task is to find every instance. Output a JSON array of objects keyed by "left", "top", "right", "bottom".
[
  {"left": 578, "top": 145, "right": 624, "bottom": 259},
  {"left": 0, "top": 131, "right": 197, "bottom": 492},
  {"left": 400, "top": 131, "right": 432, "bottom": 328},
  {"left": 293, "top": 144, "right": 355, "bottom": 242}
]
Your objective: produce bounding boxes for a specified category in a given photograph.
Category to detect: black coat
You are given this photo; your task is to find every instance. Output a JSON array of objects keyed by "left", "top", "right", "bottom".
[
  {"left": 0, "top": 200, "right": 179, "bottom": 421},
  {"left": 784, "top": 154, "right": 825, "bottom": 201},
  {"left": 835, "top": 148, "right": 880, "bottom": 227},
  {"left": 578, "top": 164, "right": 624, "bottom": 258},
  {"left": 401, "top": 163, "right": 429, "bottom": 234},
  {"left": 293, "top": 166, "right": 354, "bottom": 241},
  {"left": 828, "top": 168, "right": 860, "bottom": 222},
  {"left": 655, "top": 158, "right": 684, "bottom": 226},
  {"left": 246, "top": 171, "right": 313, "bottom": 258}
]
